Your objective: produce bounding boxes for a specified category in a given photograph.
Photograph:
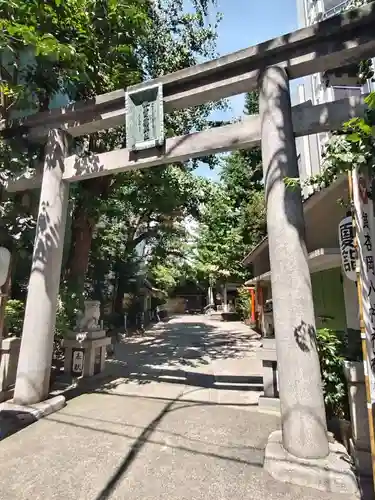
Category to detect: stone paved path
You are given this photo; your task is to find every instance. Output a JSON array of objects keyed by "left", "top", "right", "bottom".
[{"left": 0, "top": 315, "right": 362, "bottom": 499}]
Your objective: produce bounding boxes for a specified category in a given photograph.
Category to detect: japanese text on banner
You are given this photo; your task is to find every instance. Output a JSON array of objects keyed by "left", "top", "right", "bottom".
[
  {"left": 353, "top": 169, "right": 375, "bottom": 403},
  {"left": 338, "top": 216, "right": 356, "bottom": 281}
]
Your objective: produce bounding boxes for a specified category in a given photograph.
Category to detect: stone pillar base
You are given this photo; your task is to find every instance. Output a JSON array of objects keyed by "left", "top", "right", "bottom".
[
  {"left": 1, "top": 395, "right": 66, "bottom": 419},
  {"left": 0, "top": 395, "right": 66, "bottom": 438},
  {"left": 264, "top": 430, "right": 360, "bottom": 496},
  {"left": 63, "top": 333, "right": 110, "bottom": 378},
  {"left": 258, "top": 396, "right": 280, "bottom": 414}
]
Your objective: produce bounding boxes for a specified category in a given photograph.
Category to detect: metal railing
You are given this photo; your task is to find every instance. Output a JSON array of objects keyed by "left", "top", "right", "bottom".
[{"left": 322, "top": 0, "right": 352, "bottom": 19}]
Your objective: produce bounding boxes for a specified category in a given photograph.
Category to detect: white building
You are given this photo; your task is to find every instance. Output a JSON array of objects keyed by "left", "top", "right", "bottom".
[
  {"left": 243, "top": 0, "right": 373, "bottom": 348},
  {"left": 294, "top": 0, "right": 374, "bottom": 194}
]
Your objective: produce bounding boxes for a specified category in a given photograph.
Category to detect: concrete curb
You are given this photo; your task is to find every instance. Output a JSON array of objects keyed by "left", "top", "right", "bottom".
[
  {"left": 264, "top": 430, "right": 360, "bottom": 496},
  {"left": 1, "top": 395, "right": 66, "bottom": 420}
]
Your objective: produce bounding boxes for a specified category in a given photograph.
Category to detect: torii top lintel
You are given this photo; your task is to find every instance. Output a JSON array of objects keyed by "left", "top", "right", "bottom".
[{"left": 1, "top": 1, "right": 375, "bottom": 141}]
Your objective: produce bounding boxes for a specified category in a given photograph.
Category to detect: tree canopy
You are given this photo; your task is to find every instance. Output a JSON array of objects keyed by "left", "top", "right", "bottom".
[
  {"left": 193, "top": 91, "right": 266, "bottom": 285},
  {"left": 0, "top": 0, "right": 224, "bottom": 322}
]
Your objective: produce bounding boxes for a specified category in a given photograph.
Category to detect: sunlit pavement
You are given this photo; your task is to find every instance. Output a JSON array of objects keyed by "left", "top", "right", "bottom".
[{"left": 0, "top": 315, "right": 358, "bottom": 500}]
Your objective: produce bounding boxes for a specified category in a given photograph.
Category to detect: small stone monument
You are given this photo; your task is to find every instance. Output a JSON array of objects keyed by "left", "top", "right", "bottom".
[
  {"left": 63, "top": 300, "right": 111, "bottom": 378},
  {"left": 258, "top": 337, "right": 280, "bottom": 414}
]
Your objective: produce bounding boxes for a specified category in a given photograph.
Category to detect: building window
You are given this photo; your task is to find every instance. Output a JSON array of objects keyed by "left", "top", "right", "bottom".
[{"left": 332, "top": 86, "right": 362, "bottom": 101}]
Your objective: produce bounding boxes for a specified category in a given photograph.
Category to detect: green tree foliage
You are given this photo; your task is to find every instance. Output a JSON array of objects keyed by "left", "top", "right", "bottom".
[
  {"left": 194, "top": 91, "right": 267, "bottom": 284},
  {"left": 196, "top": 183, "right": 244, "bottom": 280},
  {"left": 151, "top": 264, "right": 180, "bottom": 294},
  {"left": 196, "top": 181, "right": 266, "bottom": 282},
  {"left": 235, "top": 286, "right": 251, "bottom": 321},
  {"left": 0, "top": 0, "right": 155, "bottom": 313},
  {"left": 221, "top": 91, "right": 262, "bottom": 201},
  {"left": 285, "top": 92, "right": 375, "bottom": 192},
  {"left": 86, "top": 166, "right": 208, "bottom": 307},
  {"left": 1, "top": 0, "right": 150, "bottom": 109},
  {"left": 60, "top": 0, "right": 222, "bottom": 295},
  {"left": 0, "top": 0, "right": 222, "bottom": 311}
]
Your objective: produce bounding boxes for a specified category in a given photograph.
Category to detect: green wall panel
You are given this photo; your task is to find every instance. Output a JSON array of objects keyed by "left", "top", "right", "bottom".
[{"left": 311, "top": 267, "right": 346, "bottom": 331}]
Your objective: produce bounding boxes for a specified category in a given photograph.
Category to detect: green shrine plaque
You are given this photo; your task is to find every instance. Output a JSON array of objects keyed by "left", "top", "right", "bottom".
[{"left": 125, "top": 83, "right": 164, "bottom": 151}]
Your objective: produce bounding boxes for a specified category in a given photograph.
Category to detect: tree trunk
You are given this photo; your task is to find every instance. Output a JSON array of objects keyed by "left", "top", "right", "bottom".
[
  {"left": 65, "top": 177, "right": 112, "bottom": 295},
  {"left": 114, "top": 271, "right": 130, "bottom": 314},
  {"left": 65, "top": 205, "right": 94, "bottom": 294}
]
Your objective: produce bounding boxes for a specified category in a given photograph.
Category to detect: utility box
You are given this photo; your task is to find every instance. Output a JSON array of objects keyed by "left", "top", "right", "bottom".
[{"left": 125, "top": 83, "right": 164, "bottom": 151}]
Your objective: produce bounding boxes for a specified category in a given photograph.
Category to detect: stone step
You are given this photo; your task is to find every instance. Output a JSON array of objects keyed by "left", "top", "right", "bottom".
[
  {"left": 123, "top": 368, "right": 264, "bottom": 391},
  {"left": 214, "top": 374, "right": 263, "bottom": 385}
]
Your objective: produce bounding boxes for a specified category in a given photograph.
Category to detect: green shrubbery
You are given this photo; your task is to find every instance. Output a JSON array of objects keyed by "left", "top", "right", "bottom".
[
  {"left": 316, "top": 328, "right": 348, "bottom": 419},
  {"left": 4, "top": 299, "right": 25, "bottom": 336},
  {"left": 4, "top": 296, "right": 71, "bottom": 362},
  {"left": 235, "top": 286, "right": 251, "bottom": 321},
  {"left": 5, "top": 296, "right": 70, "bottom": 339}
]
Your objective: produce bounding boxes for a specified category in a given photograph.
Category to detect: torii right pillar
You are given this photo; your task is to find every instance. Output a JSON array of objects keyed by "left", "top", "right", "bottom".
[{"left": 259, "top": 66, "right": 358, "bottom": 495}]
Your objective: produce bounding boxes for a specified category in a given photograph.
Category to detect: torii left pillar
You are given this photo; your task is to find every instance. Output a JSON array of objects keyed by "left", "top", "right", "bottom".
[{"left": 14, "top": 129, "right": 70, "bottom": 405}]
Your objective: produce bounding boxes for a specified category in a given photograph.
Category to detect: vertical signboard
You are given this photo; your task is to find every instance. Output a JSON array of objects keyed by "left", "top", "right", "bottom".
[
  {"left": 71, "top": 349, "right": 84, "bottom": 377},
  {"left": 125, "top": 84, "right": 164, "bottom": 152},
  {"left": 352, "top": 168, "right": 375, "bottom": 403},
  {"left": 0, "top": 247, "right": 11, "bottom": 338},
  {"left": 0, "top": 247, "right": 11, "bottom": 287},
  {"left": 338, "top": 216, "right": 357, "bottom": 282}
]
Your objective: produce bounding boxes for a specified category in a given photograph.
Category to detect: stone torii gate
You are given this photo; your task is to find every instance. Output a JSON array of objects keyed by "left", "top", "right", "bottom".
[{"left": 3, "top": 3, "right": 375, "bottom": 493}]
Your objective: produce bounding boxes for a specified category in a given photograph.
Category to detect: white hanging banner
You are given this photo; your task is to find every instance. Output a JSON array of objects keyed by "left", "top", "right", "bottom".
[
  {"left": 352, "top": 168, "right": 375, "bottom": 404},
  {"left": 338, "top": 215, "right": 357, "bottom": 282}
]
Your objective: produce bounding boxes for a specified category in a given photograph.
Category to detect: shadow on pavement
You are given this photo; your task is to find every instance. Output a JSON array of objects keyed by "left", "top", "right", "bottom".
[
  {"left": 46, "top": 386, "right": 268, "bottom": 500},
  {"left": 0, "top": 410, "right": 37, "bottom": 441},
  {"left": 53, "top": 316, "right": 263, "bottom": 401},
  {"left": 103, "top": 317, "right": 262, "bottom": 389},
  {"left": 92, "top": 395, "right": 178, "bottom": 500}
]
